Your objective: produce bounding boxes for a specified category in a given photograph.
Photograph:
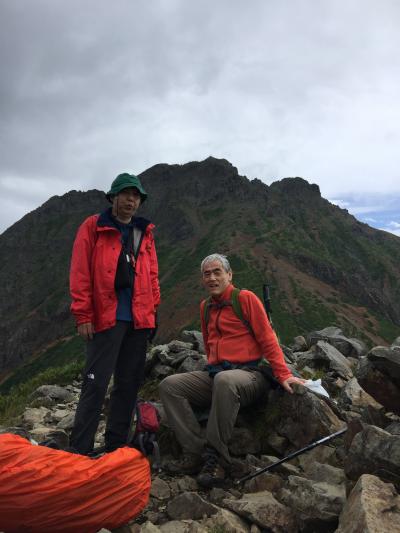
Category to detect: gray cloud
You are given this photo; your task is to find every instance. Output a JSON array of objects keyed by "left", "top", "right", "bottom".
[{"left": 1, "top": 0, "right": 399, "bottom": 233}]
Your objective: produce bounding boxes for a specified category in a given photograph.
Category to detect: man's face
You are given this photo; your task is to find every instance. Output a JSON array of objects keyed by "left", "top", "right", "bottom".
[
  {"left": 202, "top": 260, "right": 232, "bottom": 297},
  {"left": 112, "top": 187, "right": 141, "bottom": 219}
]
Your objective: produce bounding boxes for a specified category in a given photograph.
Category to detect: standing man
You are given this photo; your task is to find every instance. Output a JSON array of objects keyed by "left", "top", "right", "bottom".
[
  {"left": 160, "top": 253, "right": 303, "bottom": 487},
  {"left": 69, "top": 173, "right": 160, "bottom": 455}
]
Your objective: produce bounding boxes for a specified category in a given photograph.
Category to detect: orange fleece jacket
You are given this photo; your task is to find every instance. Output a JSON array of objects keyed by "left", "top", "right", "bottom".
[{"left": 200, "top": 284, "right": 292, "bottom": 384}]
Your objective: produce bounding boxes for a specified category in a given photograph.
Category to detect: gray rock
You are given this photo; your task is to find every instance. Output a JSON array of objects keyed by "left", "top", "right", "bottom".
[
  {"left": 29, "top": 395, "right": 57, "bottom": 408},
  {"left": 150, "top": 477, "right": 171, "bottom": 500},
  {"left": 23, "top": 407, "right": 50, "bottom": 428},
  {"left": 30, "top": 385, "right": 74, "bottom": 403},
  {"left": 159, "top": 521, "right": 192, "bottom": 533},
  {"left": 167, "top": 492, "right": 218, "bottom": 520},
  {"left": 357, "top": 357, "right": 400, "bottom": 415},
  {"left": 151, "top": 363, "right": 175, "bottom": 380},
  {"left": 337, "top": 378, "right": 385, "bottom": 426},
  {"left": 146, "top": 345, "right": 169, "bottom": 375},
  {"left": 280, "top": 475, "right": 346, "bottom": 529},
  {"left": 259, "top": 455, "right": 300, "bottom": 477},
  {"left": 297, "top": 341, "right": 353, "bottom": 380},
  {"left": 229, "top": 427, "right": 261, "bottom": 456},
  {"left": 291, "top": 335, "right": 308, "bottom": 352},
  {"left": 162, "top": 349, "right": 201, "bottom": 368},
  {"left": 391, "top": 336, "right": 400, "bottom": 349},
  {"left": 303, "top": 461, "right": 346, "bottom": 485},
  {"left": 168, "top": 340, "right": 194, "bottom": 353},
  {"left": 270, "top": 384, "right": 345, "bottom": 450},
  {"left": 297, "top": 444, "right": 339, "bottom": 471},
  {"left": 177, "top": 355, "right": 207, "bottom": 374},
  {"left": 307, "top": 327, "right": 366, "bottom": 357},
  {"left": 29, "top": 427, "right": 69, "bottom": 448},
  {"left": 385, "top": 421, "right": 400, "bottom": 435},
  {"left": 336, "top": 474, "right": 400, "bottom": 533},
  {"left": 56, "top": 411, "right": 75, "bottom": 430},
  {"left": 176, "top": 476, "right": 198, "bottom": 492},
  {"left": 181, "top": 331, "right": 205, "bottom": 354},
  {"left": 367, "top": 346, "right": 400, "bottom": 382},
  {"left": 0, "top": 426, "right": 31, "bottom": 440},
  {"left": 140, "top": 523, "right": 161, "bottom": 533},
  {"left": 202, "top": 508, "right": 250, "bottom": 532},
  {"left": 344, "top": 425, "right": 400, "bottom": 485},
  {"left": 281, "top": 345, "right": 295, "bottom": 364},
  {"left": 223, "top": 491, "right": 297, "bottom": 532},
  {"left": 263, "top": 431, "right": 289, "bottom": 455},
  {"left": 208, "top": 487, "right": 231, "bottom": 505},
  {"left": 243, "top": 471, "right": 284, "bottom": 495}
]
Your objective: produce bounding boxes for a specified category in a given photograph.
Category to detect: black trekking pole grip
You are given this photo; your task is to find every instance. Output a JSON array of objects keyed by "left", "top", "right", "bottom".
[{"left": 234, "top": 426, "right": 347, "bottom": 486}]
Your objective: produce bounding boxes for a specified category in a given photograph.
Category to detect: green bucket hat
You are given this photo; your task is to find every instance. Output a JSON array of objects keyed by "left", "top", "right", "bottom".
[{"left": 106, "top": 173, "right": 147, "bottom": 203}]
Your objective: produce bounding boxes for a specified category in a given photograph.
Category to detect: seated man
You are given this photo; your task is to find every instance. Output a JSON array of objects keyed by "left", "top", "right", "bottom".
[{"left": 159, "top": 253, "right": 304, "bottom": 488}]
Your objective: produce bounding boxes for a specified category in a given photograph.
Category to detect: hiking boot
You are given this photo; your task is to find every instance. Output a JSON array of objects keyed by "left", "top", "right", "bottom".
[
  {"left": 196, "top": 448, "right": 226, "bottom": 488},
  {"left": 163, "top": 453, "right": 203, "bottom": 475}
]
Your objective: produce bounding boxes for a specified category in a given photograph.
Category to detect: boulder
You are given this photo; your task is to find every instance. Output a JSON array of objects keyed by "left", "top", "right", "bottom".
[
  {"left": 168, "top": 340, "right": 194, "bottom": 353},
  {"left": 22, "top": 406, "right": 50, "bottom": 429},
  {"left": 223, "top": 491, "right": 297, "bottom": 532},
  {"left": 280, "top": 475, "right": 346, "bottom": 530},
  {"left": 229, "top": 427, "right": 261, "bottom": 456},
  {"left": 337, "top": 378, "right": 386, "bottom": 426},
  {"left": 202, "top": 508, "right": 250, "bottom": 532},
  {"left": 167, "top": 492, "right": 218, "bottom": 520},
  {"left": 177, "top": 355, "right": 207, "bottom": 374},
  {"left": 391, "top": 336, "right": 400, "bottom": 349},
  {"left": 336, "top": 474, "right": 400, "bottom": 533},
  {"left": 269, "top": 384, "right": 345, "bottom": 450},
  {"left": 291, "top": 335, "right": 308, "bottom": 352},
  {"left": 303, "top": 462, "right": 346, "bottom": 485},
  {"left": 344, "top": 425, "right": 400, "bottom": 486},
  {"left": 357, "top": 357, "right": 400, "bottom": 415},
  {"left": 181, "top": 330, "right": 205, "bottom": 354},
  {"left": 29, "top": 427, "right": 69, "bottom": 448},
  {"left": 297, "top": 341, "right": 353, "bottom": 380},
  {"left": 307, "top": 327, "right": 366, "bottom": 357},
  {"left": 366, "top": 346, "right": 400, "bottom": 383},
  {"left": 150, "top": 477, "right": 171, "bottom": 500},
  {"left": 30, "top": 385, "right": 74, "bottom": 403}
]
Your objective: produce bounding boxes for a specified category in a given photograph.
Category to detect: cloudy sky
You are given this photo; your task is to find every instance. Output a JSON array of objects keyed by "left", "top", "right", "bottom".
[{"left": 1, "top": 0, "right": 399, "bottom": 236}]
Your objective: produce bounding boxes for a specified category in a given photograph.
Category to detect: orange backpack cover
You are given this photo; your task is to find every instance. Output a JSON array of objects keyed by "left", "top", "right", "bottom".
[{"left": 0, "top": 433, "right": 151, "bottom": 533}]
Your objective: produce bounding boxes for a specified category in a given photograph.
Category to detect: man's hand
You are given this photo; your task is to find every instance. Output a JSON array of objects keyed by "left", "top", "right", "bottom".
[
  {"left": 77, "top": 322, "right": 95, "bottom": 340},
  {"left": 281, "top": 376, "right": 306, "bottom": 394}
]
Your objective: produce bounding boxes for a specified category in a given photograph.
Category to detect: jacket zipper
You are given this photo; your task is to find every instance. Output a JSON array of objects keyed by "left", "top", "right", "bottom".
[{"left": 215, "top": 307, "right": 222, "bottom": 363}]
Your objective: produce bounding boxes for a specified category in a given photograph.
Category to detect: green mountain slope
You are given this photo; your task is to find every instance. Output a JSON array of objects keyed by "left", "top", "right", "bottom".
[{"left": 1, "top": 157, "right": 400, "bottom": 388}]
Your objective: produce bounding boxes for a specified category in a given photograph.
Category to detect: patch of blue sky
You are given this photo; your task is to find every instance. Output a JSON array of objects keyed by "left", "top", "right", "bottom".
[{"left": 328, "top": 193, "right": 400, "bottom": 237}]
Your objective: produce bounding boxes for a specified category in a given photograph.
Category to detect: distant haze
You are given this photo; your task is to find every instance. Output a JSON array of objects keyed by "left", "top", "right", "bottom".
[{"left": 0, "top": 0, "right": 399, "bottom": 235}]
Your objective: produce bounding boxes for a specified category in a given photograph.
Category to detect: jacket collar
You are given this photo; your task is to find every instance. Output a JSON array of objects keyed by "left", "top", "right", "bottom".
[
  {"left": 97, "top": 208, "right": 151, "bottom": 232},
  {"left": 211, "top": 283, "right": 234, "bottom": 302}
]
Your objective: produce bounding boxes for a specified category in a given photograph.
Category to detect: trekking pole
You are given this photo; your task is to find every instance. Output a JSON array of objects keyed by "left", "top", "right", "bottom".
[
  {"left": 262, "top": 284, "right": 272, "bottom": 326},
  {"left": 234, "top": 427, "right": 347, "bottom": 485}
]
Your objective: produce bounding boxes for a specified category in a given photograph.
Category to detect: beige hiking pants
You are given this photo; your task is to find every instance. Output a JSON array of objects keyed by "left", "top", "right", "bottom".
[{"left": 159, "top": 369, "right": 267, "bottom": 463}]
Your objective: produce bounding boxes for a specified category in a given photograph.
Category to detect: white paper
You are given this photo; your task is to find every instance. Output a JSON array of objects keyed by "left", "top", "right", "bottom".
[{"left": 303, "top": 378, "right": 330, "bottom": 398}]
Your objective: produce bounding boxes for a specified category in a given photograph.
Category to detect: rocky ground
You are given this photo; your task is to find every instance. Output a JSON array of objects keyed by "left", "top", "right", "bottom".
[{"left": 1, "top": 327, "right": 400, "bottom": 532}]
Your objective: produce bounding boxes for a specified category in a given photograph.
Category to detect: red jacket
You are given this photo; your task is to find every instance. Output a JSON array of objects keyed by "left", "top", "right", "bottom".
[
  {"left": 70, "top": 210, "right": 160, "bottom": 332},
  {"left": 200, "top": 284, "right": 292, "bottom": 384}
]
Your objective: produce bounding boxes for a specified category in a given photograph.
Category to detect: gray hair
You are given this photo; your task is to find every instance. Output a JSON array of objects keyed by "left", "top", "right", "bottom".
[{"left": 201, "top": 254, "right": 232, "bottom": 273}]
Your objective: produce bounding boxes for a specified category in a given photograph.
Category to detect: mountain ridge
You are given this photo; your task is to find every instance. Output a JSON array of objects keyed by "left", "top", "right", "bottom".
[{"left": 1, "top": 156, "right": 400, "bottom": 381}]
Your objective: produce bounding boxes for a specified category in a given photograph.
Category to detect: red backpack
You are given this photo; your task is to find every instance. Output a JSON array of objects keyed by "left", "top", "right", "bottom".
[{"left": 129, "top": 399, "right": 161, "bottom": 469}]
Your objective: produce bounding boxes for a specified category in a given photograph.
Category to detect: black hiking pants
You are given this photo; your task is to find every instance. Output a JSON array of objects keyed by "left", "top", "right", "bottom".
[{"left": 70, "top": 321, "right": 149, "bottom": 455}]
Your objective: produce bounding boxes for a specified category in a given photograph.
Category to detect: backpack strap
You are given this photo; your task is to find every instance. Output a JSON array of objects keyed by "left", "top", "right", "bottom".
[{"left": 231, "top": 288, "right": 254, "bottom": 337}]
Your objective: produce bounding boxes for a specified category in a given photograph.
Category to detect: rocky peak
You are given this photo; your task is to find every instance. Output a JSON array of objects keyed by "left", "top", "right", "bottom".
[{"left": 269, "top": 176, "right": 321, "bottom": 197}]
